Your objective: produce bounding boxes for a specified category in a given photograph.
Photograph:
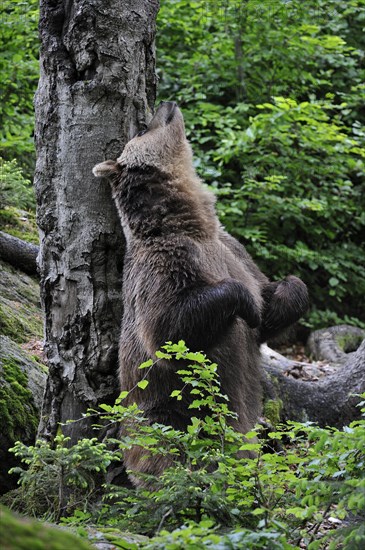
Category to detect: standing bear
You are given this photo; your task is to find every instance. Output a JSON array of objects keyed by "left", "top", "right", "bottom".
[{"left": 93, "top": 101, "right": 308, "bottom": 481}]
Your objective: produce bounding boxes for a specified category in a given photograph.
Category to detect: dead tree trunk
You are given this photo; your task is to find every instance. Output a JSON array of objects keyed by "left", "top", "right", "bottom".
[
  {"left": 262, "top": 325, "right": 365, "bottom": 428},
  {"left": 34, "top": 0, "right": 159, "bottom": 441},
  {"left": 0, "top": 231, "right": 39, "bottom": 276}
]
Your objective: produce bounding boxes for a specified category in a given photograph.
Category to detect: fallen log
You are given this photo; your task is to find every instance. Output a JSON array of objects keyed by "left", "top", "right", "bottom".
[
  {"left": 0, "top": 231, "right": 39, "bottom": 276},
  {"left": 262, "top": 325, "right": 365, "bottom": 428}
]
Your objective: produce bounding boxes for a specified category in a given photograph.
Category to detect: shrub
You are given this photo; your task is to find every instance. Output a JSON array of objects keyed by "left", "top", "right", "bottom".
[
  {"left": 8, "top": 435, "right": 116, "bottom": 521},
  {"left": 0, "top": 157, "right": 35, "bottom": 211},
  {"left": 9, "top": 344, "right": 364, "bottom": 548},
  {"left": 0, "top": 157, "right": 38, "bottom": 243}
]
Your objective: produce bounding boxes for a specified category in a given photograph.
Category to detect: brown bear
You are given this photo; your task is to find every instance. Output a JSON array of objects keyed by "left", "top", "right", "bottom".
[{"left": 93, "top": 101, "right": 308, "bottom": 482}]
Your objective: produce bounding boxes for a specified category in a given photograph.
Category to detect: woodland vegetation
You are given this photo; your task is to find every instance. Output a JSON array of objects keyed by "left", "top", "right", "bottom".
[
  {"left": 1, "top": 0, "right": 364, "bottom": 329},
  {"left": 0, "top": 1, "right": 364, "bottom": 549}
]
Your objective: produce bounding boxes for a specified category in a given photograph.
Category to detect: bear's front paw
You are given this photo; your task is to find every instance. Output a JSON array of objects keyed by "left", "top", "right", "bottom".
[{"left": 259, "top": 275, "right": 309, "bottom": 342}]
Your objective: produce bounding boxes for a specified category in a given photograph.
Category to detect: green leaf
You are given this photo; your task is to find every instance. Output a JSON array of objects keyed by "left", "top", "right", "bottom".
[
  {"left": 155, "top": 350, "right": 172, "bottom": 359},
  {"left": 115, "top": 391, "right": 129, "bottom": 403},
  {"left": 138, "top": 359, "right": 154, "bottom": 370}
]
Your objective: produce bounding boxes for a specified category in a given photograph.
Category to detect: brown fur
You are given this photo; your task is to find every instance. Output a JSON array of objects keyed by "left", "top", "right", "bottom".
[{"left": 93, "top": 101, "right": 308, "bottom": 484}]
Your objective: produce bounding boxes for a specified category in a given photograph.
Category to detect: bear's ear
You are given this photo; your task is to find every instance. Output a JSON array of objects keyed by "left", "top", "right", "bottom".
[{"left": 92, "top": 160, "right": 120, "bottom": 178}]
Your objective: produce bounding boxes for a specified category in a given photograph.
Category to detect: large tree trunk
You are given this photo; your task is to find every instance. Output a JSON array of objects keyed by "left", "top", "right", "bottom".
[{"left": 34, "top": 0, "right": 159, "bottom": 441}]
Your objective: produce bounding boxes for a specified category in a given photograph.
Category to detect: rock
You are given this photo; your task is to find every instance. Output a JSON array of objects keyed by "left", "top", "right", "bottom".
[
  {"left": 0, "top": 506, "right": 93, "bottom": 550},
  {"left": 0, "top": 258, "right": 46, "bottom": 493},
  {"left": 0, "top": 259, "right": 43, "bottom": 344},
  {"left": 0, "top": 336, "right": 47, "bottom": 494}
]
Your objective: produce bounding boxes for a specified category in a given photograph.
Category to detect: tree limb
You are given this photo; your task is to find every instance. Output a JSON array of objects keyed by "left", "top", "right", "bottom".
[{"left": 0, "top": 231, "right": 39, "bottom": 276}]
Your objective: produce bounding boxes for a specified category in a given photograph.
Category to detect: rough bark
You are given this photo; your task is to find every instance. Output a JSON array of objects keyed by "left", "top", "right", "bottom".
[
  {"left": 262, "top": 326, "right": 365, "bottom": 428},
  {"left": 34, "top": 0, "right": 159, "bottom": 441},
  {"left": 306, "top": 324, "right": 365, "bottom": 363},
  {"left": 0, "top": 232, "right": 39, "bottom": 276}
]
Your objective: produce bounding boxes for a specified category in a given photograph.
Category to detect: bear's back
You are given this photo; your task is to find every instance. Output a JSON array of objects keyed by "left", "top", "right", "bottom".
[{"left": 119, "top": 232, "right": 262, "bottom": 422}]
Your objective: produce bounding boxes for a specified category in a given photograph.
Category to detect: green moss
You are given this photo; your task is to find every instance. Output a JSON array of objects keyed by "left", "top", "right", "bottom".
[
  {"left": 0, "top": 506, "right": 94, "bottom": 550},
  {"left": 0, "top": 259, "right": 42, "bottom": 344},
  {"left": 98, "top": 527, "right": 148, "bottom": 546},
  {"left": 264, "top": 399, "right": 283, "bottom": 426},
  {"left": 28, "top": 356, "right": 48, "bottom": 374},
  {"left": 336, "top": 333, "right": 364, "bottom": 354},
  {"left": 0, "top": 260, "right": 40, "bottom": 304},
  {"left": 0, "top": 358, "right": 38, "bottom": 442},
  {"left": 0, "top": 207, "right": 39, "bottom": 244},
  {"left": 0, "top": 301, "right": 42, "bottom": 344},
  {"left": 0, "top": 257, "right": 43, "bottom": 346}
]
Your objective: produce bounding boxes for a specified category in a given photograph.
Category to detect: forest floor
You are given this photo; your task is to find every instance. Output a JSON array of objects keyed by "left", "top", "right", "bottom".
[{"left": 275, "top": 343, "right": 338, "bottom": 380}]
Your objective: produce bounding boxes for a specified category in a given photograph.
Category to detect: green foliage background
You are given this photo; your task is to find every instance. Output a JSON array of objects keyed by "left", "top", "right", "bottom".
[
  {"left": 157, "top": 0, "right": 365, "bottom": 328},
  {"left": 1, "top": 0, "right": 365, "bottom": 326},
  {"left": 0, "top": 0, "right": 39, "bottom": 177}
]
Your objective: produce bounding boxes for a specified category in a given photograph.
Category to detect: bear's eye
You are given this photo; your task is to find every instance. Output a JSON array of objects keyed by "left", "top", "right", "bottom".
[{"left": 137, "top": 129, "right": 148, "bottom": 137}]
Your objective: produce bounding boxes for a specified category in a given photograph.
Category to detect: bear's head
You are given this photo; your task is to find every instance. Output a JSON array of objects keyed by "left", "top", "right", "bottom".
[
  {"left": 93, "top": 101, "right": 193, "bottom": 178},
  {"left": 93, "top": 101, "right": 217, "bottom": 238}
]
